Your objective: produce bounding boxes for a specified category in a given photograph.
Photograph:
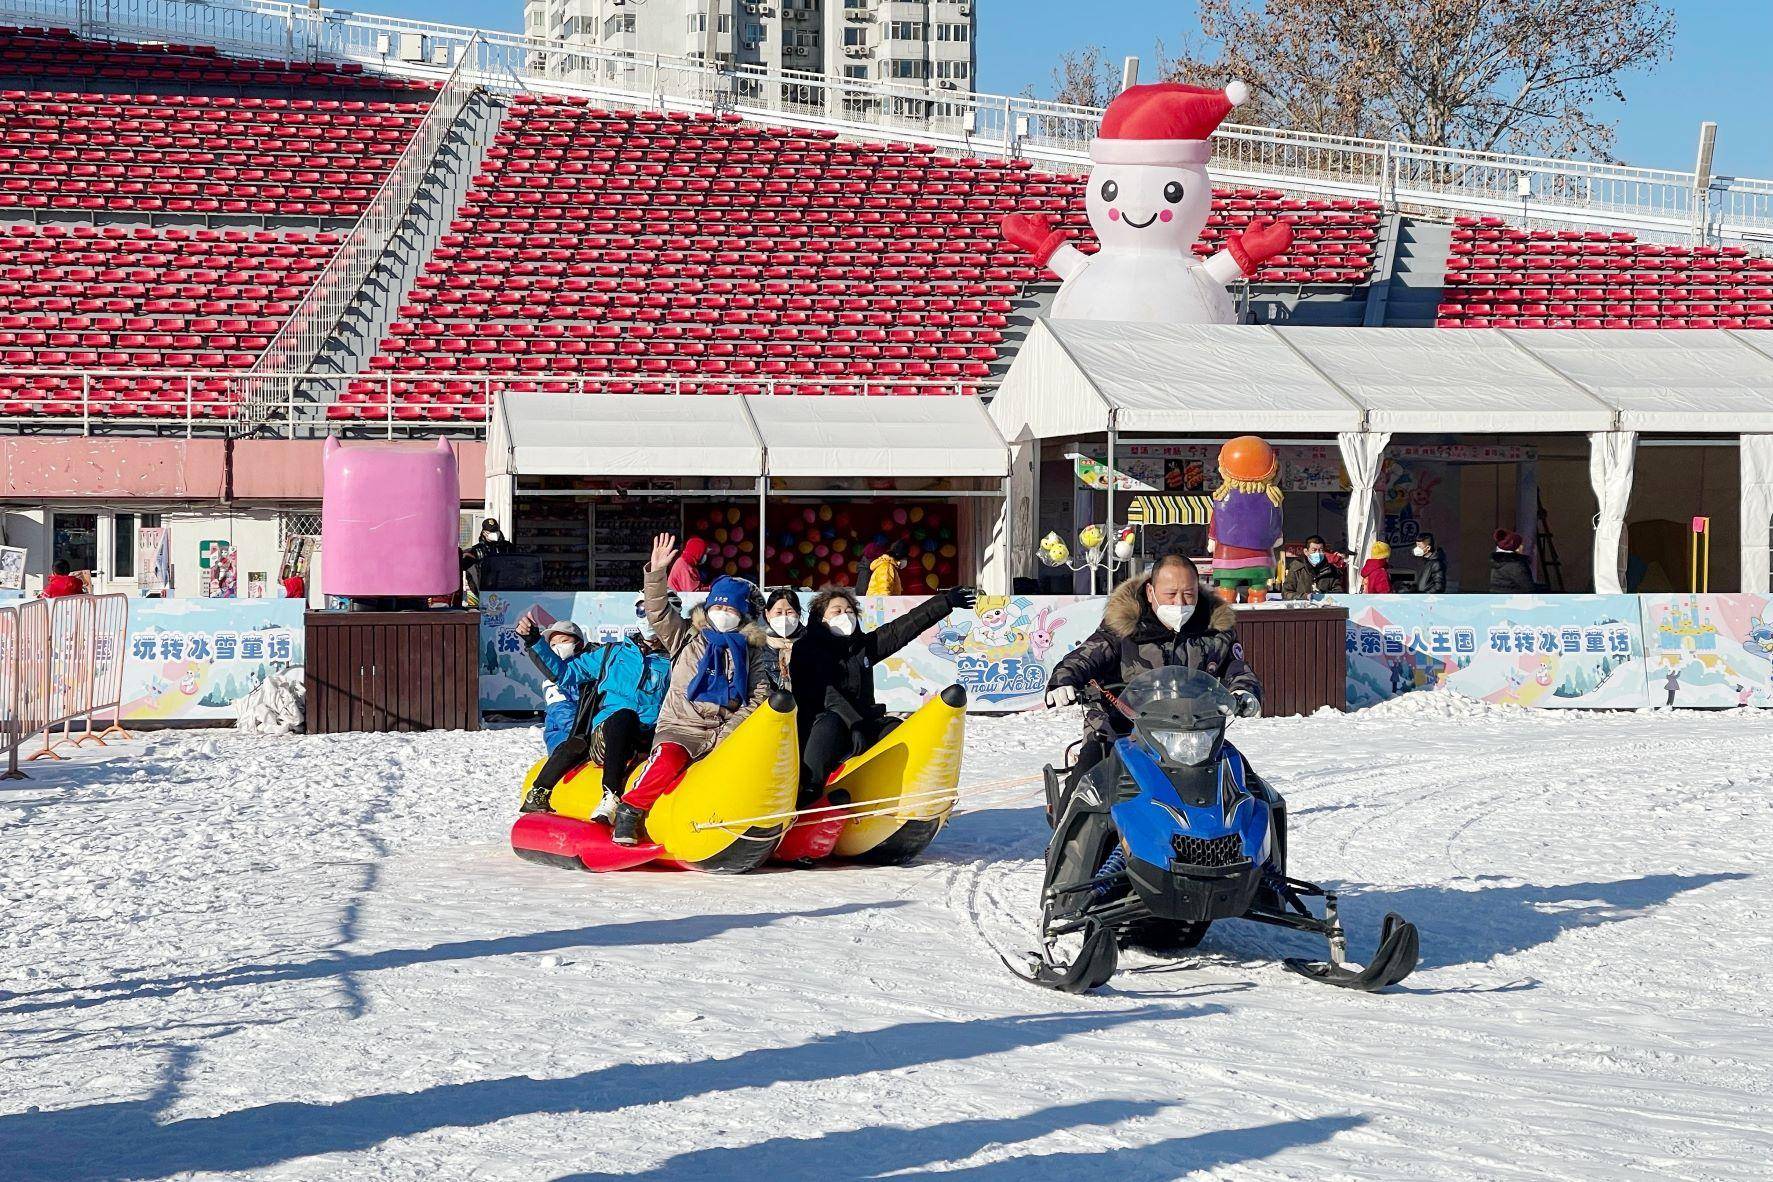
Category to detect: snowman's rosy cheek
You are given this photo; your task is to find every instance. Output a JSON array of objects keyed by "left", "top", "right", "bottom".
[
  {"left": 1108, "top": 208, "right": 1119, "bottom": 222},
  {"left": 1160, "top": 210, "right": 1173, "bottom": 223}
]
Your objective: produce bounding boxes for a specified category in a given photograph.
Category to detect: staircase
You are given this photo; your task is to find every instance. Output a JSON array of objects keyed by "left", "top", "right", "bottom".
[
  {"left": 1368, "top": 216, "right": 1452, "bottom": 327},
  {"left": 312, "top": 87, "right": 505, "bottom": 377}
]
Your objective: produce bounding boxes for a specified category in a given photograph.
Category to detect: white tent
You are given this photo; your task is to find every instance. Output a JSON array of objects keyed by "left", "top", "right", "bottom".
[
  {"left": 486, "top": 391, "right": 1008, "bottom": 584},
  {"left": 744, "top": 394, "right": 1008, "bottom": 478},
  {"left": 990, "top": 320, "right": 1773, "bottom": 593},
  {"left": 485, "top": 391, "right": 765, "bottom": 530}
]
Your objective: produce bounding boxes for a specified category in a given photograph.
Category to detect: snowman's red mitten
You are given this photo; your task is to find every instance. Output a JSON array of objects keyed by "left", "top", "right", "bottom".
[
  {"left": 1000, "top": 213, "right": 1071, "bottom": 266},
  {"left": 1227, "top": 216, "right": 1293, "bottom": 276}
]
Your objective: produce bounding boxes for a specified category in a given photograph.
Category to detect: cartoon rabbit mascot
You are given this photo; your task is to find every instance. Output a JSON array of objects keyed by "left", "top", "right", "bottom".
[{"left": 1000, "top": 81, "right": 1292, "bottom": 324}]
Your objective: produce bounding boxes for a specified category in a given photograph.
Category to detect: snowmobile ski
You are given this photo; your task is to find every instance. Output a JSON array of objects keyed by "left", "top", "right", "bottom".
[
  {"left": 1282, "top": 912, "right": 1419, "bottom": 992},
  {"left": 1003, "top": 918, "right": 1119, "bottom": 994}
]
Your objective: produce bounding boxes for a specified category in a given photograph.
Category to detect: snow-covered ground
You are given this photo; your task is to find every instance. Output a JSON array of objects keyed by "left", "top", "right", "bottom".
[{"left": 3, "top": 698, "right": 1770, "bottom": 1181}]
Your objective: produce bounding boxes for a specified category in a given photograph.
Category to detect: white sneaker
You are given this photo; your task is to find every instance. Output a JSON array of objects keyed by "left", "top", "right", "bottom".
[{"left": 592, "top": 789, "right": 621, "bottom": 825}]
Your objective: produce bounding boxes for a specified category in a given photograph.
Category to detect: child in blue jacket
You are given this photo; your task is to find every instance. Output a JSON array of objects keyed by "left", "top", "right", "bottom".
[{"left": 518, "top": 615, "right": 671, "bottom": 820}]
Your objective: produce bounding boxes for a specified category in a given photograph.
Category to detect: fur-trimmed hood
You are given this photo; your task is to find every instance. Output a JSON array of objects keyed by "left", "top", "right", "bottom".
[{"left": 1102, "top": 572, "right": 1236, "bottom": 640}]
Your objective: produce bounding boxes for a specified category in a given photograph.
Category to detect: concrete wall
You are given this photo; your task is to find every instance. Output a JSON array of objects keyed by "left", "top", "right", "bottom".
[{"left": 0, "top": 438, "right": 485, "bottom": 502}]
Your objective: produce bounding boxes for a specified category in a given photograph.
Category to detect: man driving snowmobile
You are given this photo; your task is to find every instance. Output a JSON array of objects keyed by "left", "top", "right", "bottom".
[{"left": 1045, "top": 553, "right": 1261, "bottom": 799}]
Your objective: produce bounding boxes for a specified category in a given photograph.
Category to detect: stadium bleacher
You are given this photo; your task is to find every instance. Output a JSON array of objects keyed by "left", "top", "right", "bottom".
[
  {"left": 1437, "top": 215, "right": 1773, "bottom": 329},
  {"left": 341, "top": 93, "right": 1382, "bottom": 418},
  {"left": 0, "top": 92, "right": 428, "bottom": 217},
  {"left": 0, "top": 24, "right": 434, "bottom": 94},
  {"left": 0, "top": 223, "right": 336, "bottom": 417}
]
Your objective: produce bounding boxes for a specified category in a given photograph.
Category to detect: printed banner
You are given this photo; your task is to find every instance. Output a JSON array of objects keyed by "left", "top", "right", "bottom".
[
  {"left": 873, "top": 594, "right": 1102, "bottom": 712},
  {"left": 0, "top": 544, "right": 25, "bottom": 591},
  {"left": 121, "top": 599, "right": 304, "bottom": 720},
  {"left": 476, "top": 589, "right": 1773, "bottom": 718},
  {"left": 136, "top": 528, "right": 169, "bottom": 592},
  {"left": 1337, "top": 594, "right": 1649, "bottom": 709},
  {"left": 1639, "top": 594, "right": 1773, "bottom": 708},
  {"left": 477, "top": 589, "right": 1109, "bottom": 715}
]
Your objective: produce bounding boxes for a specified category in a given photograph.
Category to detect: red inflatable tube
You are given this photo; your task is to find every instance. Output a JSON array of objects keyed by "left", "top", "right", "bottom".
[
  {"left": 510, "top": 812, "right": 665, "bottom": 873},
  {"left": 773, "top": 811, "right": 847, "bottom": 863}
]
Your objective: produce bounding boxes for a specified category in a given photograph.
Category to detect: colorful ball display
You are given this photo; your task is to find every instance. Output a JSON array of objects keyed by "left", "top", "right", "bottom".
[{"left": 685, "top": 500, "right": 963, "bottom": 589}]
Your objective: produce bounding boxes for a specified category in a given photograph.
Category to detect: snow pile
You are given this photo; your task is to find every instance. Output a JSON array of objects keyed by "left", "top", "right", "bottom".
[
  {"left": 1352, "top": 687, "right": 1529, "bottom": 722},
  {"left": 234, "top": 666, "right": 306, "bottom": 735}
]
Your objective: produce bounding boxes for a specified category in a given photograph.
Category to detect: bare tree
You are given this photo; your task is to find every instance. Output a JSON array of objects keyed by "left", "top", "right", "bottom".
[
  {"left": 1041, "top": 44, "right": 1122, "bottom": 109},
  {"left": 1149, "top": 0, "right": 1674, "bottom": 159}
]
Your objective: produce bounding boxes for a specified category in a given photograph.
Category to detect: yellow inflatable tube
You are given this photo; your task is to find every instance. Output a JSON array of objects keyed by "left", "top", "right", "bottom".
[
  {"left": 513, "top": 690, "right": 800, "bottom": 874},
  {"left": 830, "top": 684, "right": 968, "bottom": 863}
]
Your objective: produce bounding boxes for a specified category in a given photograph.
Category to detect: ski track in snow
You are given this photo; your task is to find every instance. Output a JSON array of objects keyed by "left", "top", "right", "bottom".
[{"left": 2, "top": 699, "right": 1771, "bottom": 1181}]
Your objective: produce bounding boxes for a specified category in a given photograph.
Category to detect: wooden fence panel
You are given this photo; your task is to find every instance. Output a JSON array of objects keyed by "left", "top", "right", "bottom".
[
  {"left": 304, "top": 611, "right": 480, "bottom": 734},
  {"left": 1231, "top": 606, "right": 1349, "bottom": 718}
]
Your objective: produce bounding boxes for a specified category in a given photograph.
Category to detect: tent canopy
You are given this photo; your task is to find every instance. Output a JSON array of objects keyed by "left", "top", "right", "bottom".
[
  {"left": 745, "top": 393, "right": 1008, "bottom": 478},
  {"left": 990, "top": 320, "right": 1773, "bottom": 440},
  {"left": 488, "top": 391, "right": 1007, "bottom": 480},
  {"left": 489, "top": 391, "right": 763, "bottom": 478}
]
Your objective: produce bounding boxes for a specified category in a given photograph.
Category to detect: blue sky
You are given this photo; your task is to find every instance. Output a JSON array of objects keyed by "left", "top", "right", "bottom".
[{"left": 409, "top": 0, "right": 1771, "bottom": 176}]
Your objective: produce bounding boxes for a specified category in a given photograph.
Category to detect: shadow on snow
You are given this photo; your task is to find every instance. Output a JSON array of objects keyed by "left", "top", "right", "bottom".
[
  {"left": 0, "top": 902, "right": 908, "bottom": 1016},
  {"left": 0, "top": 1004, "right": 1223, "bottom": 1182},
  {"left": 552, "top": 1100, "right": 1366, "bottom": 1181}
]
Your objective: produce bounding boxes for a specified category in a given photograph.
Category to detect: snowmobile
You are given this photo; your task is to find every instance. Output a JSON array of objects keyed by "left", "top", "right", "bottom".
[{"left": 1011, "top": 667, "right": 1418, "bottom": 993}]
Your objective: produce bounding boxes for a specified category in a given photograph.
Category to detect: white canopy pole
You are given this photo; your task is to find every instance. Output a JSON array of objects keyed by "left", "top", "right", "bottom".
[
  {"left": 1588, "top": 431, "right": 1638, "bottom": 594},
  {"left": 1338, "top": 430, "right": 1391, "bottom": 589},
  {"left": 1740, "top": 435, "right": 1773, "bottom": 594}
]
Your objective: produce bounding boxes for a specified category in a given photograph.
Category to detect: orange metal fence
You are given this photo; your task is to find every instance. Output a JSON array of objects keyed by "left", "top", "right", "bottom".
[{"left": 1, "top": 594, "right": 132, "bottom": 780}]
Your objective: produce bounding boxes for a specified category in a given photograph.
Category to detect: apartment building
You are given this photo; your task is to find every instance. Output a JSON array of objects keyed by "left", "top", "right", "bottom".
[{"left": 522, "top": 0, "right": 978, "bottom": 102}]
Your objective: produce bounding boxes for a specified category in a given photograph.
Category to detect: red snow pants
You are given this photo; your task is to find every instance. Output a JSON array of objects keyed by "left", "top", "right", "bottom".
[{"left": 624, "top": 742, "right": 694, "bottom": 810}]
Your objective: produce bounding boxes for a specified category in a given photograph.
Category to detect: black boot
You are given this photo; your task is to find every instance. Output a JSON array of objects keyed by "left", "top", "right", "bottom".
[
  {"left": 520, "top": 784, "right": 553, "bottom": 814},
  {"left": 610, "top": 801, "right": 647, "bottom": 846}
]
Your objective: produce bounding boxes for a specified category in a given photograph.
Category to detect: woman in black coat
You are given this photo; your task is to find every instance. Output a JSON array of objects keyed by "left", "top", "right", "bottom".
[
  {"left": 1488, "top": 529, "right": 1536, "bottom": 593},
  {"left": 788, "top": 584, "right": 974, "bottom": 804}
]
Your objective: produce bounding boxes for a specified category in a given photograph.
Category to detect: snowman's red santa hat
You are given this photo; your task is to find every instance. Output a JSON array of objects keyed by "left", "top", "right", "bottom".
[{"left": 1091, "top": 81, "right": 1249, "bottom": 167}]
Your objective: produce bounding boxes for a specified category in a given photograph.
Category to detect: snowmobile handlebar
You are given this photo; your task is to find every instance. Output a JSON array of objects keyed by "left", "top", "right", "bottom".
[{"left": 1086, "top": 680, "right": 1135, "bottom": 720}]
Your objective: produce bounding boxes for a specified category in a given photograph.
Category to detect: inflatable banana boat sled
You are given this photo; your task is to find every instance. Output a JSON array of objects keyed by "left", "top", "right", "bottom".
[
  {"left": 509, "top": 689, "right": 800, "bottom": 874},
  {"left": 773, "top": 685, "right": 968, "bottom": 866}
]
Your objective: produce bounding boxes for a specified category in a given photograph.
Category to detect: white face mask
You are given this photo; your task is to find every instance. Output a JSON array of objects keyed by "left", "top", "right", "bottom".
[
  {"left": 707, "top": 607, "right": 742, "bottom": 634},
  {"left": 1154, "top": 602, "right": 1194, "bottom": 633},
  {"left": 768, "top": 615, "right": 800, "bottom": 638},
  {"left": 826, "top": 613, "right": 858, "bottom": 637},
  {"left": 1414, "top": 544, "right": 1428, "bottom": 557},
  {"left": 550, "top": 641, "right": 578, "bottom": 660}
]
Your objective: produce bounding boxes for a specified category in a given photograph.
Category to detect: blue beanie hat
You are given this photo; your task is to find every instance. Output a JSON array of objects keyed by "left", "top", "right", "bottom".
[{"left": 704, "top": 576, "right": 752, "bottom": 615}]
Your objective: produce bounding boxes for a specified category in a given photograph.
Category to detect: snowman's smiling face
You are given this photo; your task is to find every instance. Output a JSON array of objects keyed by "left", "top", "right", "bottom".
[{"left": 1085, "top": 162, "right": 1212, "bottom": 255}]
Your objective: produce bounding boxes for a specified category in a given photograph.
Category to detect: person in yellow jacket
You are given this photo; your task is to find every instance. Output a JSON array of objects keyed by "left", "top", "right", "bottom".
[{"left": 866, "top": 539, "right": 909, "bottom": 596}]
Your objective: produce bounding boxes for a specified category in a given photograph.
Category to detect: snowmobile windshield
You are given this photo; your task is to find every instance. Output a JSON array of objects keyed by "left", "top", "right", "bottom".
[
  {"left": 1118, "top": 666, "right": 1238, "bottom": 726},
  {"left": 1120, "top": 667, "right": 1237, "bottom": 768}
]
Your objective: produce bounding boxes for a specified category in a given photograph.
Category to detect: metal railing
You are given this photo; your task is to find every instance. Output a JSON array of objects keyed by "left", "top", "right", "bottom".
[
  {"left": 244, "top": 32, "right": 483, "bottom": 423},
  {"left": 8, "top": 0, "right": 1773, "bottom": 246},
  {"left": 1, "top": 593, "right": 131, "bottom": 779},
  {"left": 0, "top": 368, "right": 984, "bottom": 438}
]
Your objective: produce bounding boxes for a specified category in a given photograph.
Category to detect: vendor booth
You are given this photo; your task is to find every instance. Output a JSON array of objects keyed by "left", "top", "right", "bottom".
[
  {"left": 486, "top": 391, "right": 1009, "bottom": 591},
  {"left": 986, "top": 321, "right": 1773, "bottom": 596}
]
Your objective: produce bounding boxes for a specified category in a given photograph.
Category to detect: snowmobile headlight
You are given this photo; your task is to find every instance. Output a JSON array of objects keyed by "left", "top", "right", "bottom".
[{"left": 1151, "top": 726, "right": 1218, "bottom": 766}]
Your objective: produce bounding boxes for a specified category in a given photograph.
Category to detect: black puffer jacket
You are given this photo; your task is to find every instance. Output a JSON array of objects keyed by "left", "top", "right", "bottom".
[
  {"left": 789, "top": 591, "right": 952, "bottom": 738},
  {"left": 1414, "top": 549, "right": 1448, "bottom": 594},
  {"left": 1489, "top": 551, "right": 1535, "bottom": 593},
  {"left": 1049, "top": 573, "right": 1261, "bottom": 741}
]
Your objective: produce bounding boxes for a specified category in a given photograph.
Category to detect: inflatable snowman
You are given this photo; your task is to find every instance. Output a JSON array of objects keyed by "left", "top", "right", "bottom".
[{"left": 1001, "top": 81, "right": 1292, "bottom": 324}]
